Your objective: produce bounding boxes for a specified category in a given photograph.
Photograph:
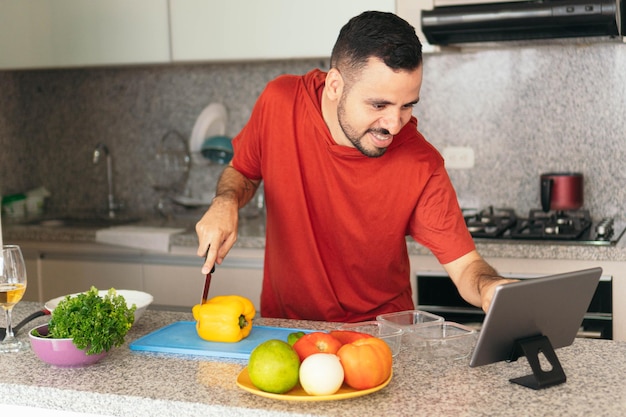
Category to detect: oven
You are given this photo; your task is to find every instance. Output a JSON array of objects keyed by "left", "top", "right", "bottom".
[
  {"left": 413, "top": 205, "right": 621, "bottom": 339},
  {"left": 415, "top": 271, "right": 613, "bottom": 339}
]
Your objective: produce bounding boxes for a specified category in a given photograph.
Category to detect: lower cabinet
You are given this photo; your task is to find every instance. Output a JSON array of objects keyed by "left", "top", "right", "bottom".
[
  {"left": 40, "top": 258, "right": 144, "bottom": 301},
  {"left": 143, "top": 263, "right": 263, "bottom": 311},
  {"left": 21, "top": 246, "right": 41, "bottom": 302},
  {"left": 22, "top": 242, "right": 264, "bottom": 312}
]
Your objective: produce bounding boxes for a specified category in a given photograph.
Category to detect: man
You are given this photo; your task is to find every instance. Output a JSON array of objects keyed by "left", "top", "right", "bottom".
[{"left": 196, "top": 11, "right": 513, "bottom": 322}]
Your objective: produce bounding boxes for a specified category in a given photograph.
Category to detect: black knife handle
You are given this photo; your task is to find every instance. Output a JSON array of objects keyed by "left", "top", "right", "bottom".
[{"left": 0, "top": 309, "right": 49, "bottom": 339}]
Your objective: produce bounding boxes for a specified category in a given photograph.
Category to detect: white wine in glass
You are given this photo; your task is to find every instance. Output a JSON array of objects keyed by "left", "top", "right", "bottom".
[{"left": 0, "top": 245, "right": 28, "bottom": 353}]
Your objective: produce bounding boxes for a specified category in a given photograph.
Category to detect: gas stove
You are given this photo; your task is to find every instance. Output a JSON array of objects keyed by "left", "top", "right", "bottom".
[{"left": 463, "top": 207, "right": 625, "bottom": 246}]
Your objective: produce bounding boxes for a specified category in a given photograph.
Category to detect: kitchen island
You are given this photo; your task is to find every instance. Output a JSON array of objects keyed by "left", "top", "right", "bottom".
[{"left": 1, "top": 301, "right": 626, "bottom": 416}]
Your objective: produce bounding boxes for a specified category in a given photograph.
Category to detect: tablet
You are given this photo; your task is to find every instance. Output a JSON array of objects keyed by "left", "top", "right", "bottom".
[{"left": 469, "top": 267, "right": 602, "bottom": 371}]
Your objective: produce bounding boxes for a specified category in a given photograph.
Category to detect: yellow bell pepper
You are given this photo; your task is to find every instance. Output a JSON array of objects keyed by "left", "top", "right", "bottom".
[{"left": 192, "top": 295, "right": 256, "bottom": 343}]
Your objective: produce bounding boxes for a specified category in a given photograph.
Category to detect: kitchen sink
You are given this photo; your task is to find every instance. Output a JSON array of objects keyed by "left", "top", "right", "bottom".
[{"left": 26, "top": 215, "right": 141, "bottom": 228}]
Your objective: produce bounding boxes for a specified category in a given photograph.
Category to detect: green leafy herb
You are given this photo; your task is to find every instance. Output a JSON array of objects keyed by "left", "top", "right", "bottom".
[{"left": 47, "top": 286, "right": 136, "bottom": 355}]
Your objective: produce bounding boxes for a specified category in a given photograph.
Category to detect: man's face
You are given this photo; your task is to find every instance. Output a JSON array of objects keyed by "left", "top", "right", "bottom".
[{"left": 335, "top": 58, "right": 422, "bottom": 157}]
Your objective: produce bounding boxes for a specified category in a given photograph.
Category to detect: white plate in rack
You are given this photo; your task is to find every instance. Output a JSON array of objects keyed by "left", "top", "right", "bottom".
[{"left": 189, "top": 103, "right": 228, "bottom": 164}]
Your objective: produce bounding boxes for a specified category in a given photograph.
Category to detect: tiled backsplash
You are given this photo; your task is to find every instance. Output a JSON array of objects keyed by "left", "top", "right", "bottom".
[{"left": 1, "top": 41, "right": 625, "bottom": 222}]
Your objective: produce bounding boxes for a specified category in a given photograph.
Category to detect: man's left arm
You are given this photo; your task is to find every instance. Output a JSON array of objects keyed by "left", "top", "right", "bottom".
[{"left": 442, "top": 250, "right": 516, "bottom": 312}]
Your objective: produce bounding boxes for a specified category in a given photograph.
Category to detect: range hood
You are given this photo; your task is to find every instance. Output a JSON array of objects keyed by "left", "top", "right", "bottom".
[{"left": 420, "top": 0, "right": 623, "bottom": 45}]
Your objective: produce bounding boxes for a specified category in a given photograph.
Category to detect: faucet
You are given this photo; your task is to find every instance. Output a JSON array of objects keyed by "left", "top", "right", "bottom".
[{"left": 92, "top": 143, "right": 119, "bottom": 219}]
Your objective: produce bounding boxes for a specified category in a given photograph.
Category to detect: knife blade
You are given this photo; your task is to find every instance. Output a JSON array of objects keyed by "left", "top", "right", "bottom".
[{"left": 202, "top": 261, "right": 216, "bottom": 305}]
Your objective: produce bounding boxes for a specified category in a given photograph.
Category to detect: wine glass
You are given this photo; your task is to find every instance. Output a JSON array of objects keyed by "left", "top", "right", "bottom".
[{"left": 0, "top": 245, "right": 28, "bottom": 353}]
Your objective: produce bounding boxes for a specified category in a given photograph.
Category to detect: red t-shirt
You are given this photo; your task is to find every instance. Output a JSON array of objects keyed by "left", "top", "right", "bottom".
[{"left": 232, "top": 69, "right": 475, "bottom": 322}]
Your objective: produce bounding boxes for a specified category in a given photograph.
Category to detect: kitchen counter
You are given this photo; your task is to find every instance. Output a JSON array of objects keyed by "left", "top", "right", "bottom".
[
  {"left": 5, "top": 216, "right": 626, "bottom": 342},
  {"left": 2, "top": 301, "right": 626, "bottom": 416},
  {"left": 4, "top": 215, "right": 626, "bottom": 262}
]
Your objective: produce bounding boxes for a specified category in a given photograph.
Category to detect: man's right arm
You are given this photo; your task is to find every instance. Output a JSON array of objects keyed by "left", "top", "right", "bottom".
[{"left": 196, "top": 163, "right": 261, "bottom": 274}]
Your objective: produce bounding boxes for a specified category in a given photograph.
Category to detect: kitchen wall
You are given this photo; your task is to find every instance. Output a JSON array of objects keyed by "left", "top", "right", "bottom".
[
  {"left": 1, "top": 40, "right": 625, "bottom": 223},
  {"left": 418, "top": 41, "right": 626, "bottom": 219}
]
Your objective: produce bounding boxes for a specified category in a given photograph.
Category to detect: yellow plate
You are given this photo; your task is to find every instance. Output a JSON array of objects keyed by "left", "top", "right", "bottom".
[{"left": 236, "top": 367, "right": 392, "bottom": 401}]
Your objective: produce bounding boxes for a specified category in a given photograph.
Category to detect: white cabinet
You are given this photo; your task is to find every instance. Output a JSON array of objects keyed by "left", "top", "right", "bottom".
[
  {"left": 0, "top": 0, "right": 170, "bottom": 70},
  {"left": 40, "top": 257, "right": 143, "bottom": 301},
  {"left": 20, "top": 247, "right": 41, "bottom": 303},
  {"left": 143, "top": 247, "right": 264, "bottom": 310},
  {"left": 142, "top": 264, "right": 202, "bottom": 309},
  {"left": 15, "top": 241, "right": 264, "bottom": 311},
  {"left": 0, "top": 0, "right": 401, "bottom": 68},
  {"left": 143, "top": 262, "right": 263, "bottom": 311},
  {"left": 169, "top": 0, "right": 397, "bottom": 62},
  {"left": 38, "top": 254, "right": 264, "bottom": 310}
]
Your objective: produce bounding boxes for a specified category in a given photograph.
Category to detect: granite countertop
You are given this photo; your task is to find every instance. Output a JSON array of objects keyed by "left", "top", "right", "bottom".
[
  {"left": 2, "top": 301, "right": 626, "bottom": 416},
  {"left": 4, "top": 214, "right": 626, "bottom": 262}
]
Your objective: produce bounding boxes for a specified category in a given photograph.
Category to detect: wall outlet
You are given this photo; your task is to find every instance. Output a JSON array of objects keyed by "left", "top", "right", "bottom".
[{"left": 442, "top": 146, "right": 475, "bottom": 169}]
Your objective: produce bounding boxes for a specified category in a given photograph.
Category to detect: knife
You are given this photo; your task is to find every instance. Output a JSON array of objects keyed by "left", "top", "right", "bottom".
[{"left": 202, "top": 257, "right": 216, "bottom": 305}]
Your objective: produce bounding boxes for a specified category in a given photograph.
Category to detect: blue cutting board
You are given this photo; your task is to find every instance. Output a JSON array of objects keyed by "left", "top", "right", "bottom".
[{"left": 129, "top": 321, "right": 312, "bottom": 359}]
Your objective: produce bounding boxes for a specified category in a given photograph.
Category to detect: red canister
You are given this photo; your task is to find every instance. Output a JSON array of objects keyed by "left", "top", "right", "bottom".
[{"left": 540, "top": 172, "right": 584, "bottom": 212}]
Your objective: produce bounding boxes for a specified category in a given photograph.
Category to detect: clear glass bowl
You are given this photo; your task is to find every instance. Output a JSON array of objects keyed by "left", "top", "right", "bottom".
[
  {"left": 376, "top": 309, "right": 444, "bottom": 347},
  {"left": 406, "top": 321, "right": 477, "bottom": 361},
  {"left": 337, "top": 321, "right": 404, "bottom": 357},
  {"left": 376, "top": 309, "right": 444, "bottom": 328}
]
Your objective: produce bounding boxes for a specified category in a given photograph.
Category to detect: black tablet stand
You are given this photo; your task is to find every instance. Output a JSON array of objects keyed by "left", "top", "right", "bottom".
[{"left": 507, "top": 334, "right": 566, "bottom": 390}]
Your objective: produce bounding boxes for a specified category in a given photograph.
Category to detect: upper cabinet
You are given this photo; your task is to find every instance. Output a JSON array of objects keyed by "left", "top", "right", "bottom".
[
  {"left": 169, "top": 0, "right": 396, "bottom": 62},
  {"left": 0, "top": 0, "right": 398, "bottom": 69},
  {"left": 0, "top": 0, "right": 170, "bottom": 70}
]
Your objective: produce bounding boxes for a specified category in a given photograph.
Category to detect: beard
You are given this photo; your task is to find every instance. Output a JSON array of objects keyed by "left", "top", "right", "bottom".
[{"left": 337, "top": 95, "right": 388, "bottom": 158}]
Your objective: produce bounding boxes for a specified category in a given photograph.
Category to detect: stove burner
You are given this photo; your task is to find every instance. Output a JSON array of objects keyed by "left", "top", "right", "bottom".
[
  {"left": 464, "top": 207, "right": 623, "bottom": 245},
  {"left": 510, "top": 209, "right": 592, "bottom": 240},
  {"left": 464, "top": 207, "right": 517, "bottom": 238}
]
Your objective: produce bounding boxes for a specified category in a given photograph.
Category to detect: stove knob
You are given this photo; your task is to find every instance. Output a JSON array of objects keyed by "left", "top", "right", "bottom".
[{"left": 596, "top": 218, "right": 614, "bottom": 238}]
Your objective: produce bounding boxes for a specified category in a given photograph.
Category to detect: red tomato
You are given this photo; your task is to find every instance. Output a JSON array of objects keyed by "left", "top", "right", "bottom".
[
  {"left": 336, "top": 337, "right": 393, "bottom": 390},
  {"left": 329, "top": 330, "right": 374, "bottom": 345},
  {"left": 292, "top": 332, "right": 342, "bottom": 362}
]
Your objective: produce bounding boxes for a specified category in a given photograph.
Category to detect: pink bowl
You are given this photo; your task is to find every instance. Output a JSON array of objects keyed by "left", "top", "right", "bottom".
[{"left": 29, "top": 324, "right": 107, "bottom": 368}]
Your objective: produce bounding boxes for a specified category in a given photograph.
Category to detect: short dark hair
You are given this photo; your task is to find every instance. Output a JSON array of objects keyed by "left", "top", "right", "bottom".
[{"left": 330, "top": 11, "right": 422, "bottom": 77}]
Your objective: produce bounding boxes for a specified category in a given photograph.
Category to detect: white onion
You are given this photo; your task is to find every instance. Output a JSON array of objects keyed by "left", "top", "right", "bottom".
[{"left": 299, "top": 353, "right": 344, "bottom": 396}]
